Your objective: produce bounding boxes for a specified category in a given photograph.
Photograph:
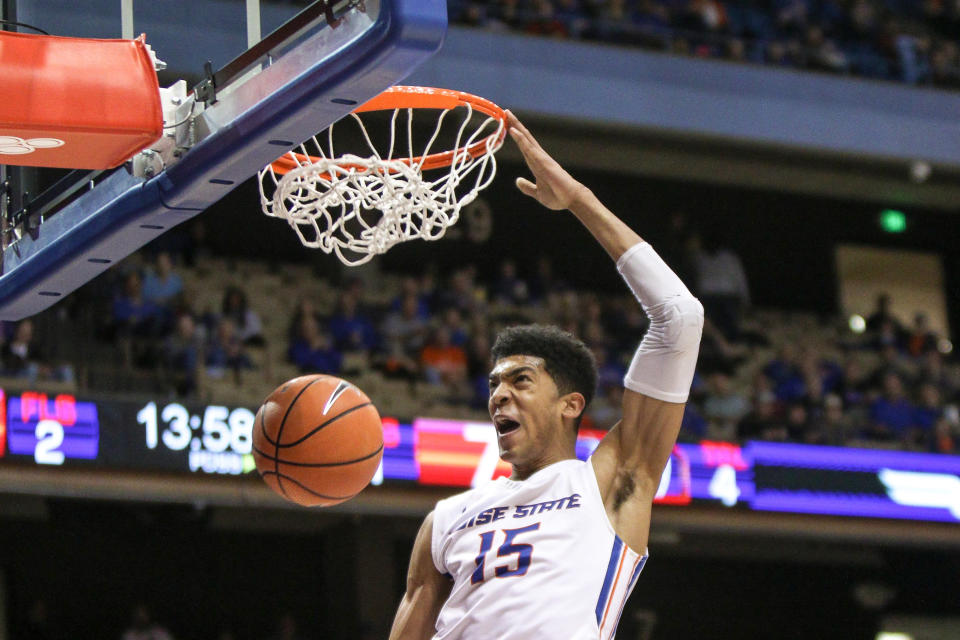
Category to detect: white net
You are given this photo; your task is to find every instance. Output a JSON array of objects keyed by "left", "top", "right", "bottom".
[{"left": 258, "top": 100, "right": 504, "bottom": 266}]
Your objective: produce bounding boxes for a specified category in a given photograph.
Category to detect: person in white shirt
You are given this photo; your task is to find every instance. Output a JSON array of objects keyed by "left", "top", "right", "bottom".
[{"left": 388, "top": 111, "right": 703, "bottom": 640}]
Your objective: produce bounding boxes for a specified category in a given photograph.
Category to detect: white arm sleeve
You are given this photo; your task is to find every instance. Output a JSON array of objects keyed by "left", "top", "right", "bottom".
[{"left": 617, "top": 242, "right": 704, "bottom": 403}]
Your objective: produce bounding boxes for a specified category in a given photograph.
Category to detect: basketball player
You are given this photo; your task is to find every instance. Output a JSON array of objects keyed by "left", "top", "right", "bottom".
[{"left": 388, "top": 111, "right": 704, "bottom": 639}]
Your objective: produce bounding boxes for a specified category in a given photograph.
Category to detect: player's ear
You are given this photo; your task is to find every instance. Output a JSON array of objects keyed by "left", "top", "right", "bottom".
[{"left": 560, "top": 392, "right": 586, "bottom": 421}]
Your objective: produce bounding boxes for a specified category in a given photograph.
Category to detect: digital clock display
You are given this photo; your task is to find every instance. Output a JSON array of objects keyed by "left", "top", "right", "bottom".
[{"left": 136, "top": 401, "right": 256, "bottom": 475}]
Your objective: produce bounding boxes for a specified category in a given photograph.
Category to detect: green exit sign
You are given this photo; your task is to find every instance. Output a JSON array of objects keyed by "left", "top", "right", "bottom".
[{"left": 880, "top": 209, "right": 907, "bottom": 233}]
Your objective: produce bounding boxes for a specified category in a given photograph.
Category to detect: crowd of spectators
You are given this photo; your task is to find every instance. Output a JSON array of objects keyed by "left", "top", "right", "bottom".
[
  {"left": 6, "top": 220, "right": 955, "bottom": 456},
  {"left": 449, "top": 0, "right": 960, "bottom": 89},
  {"left": 103, "top": 251, "right": 261, "bottom": 395}
]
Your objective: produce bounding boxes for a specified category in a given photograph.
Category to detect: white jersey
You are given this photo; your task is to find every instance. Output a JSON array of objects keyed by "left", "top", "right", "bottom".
[{"left": 431, "top": 458, "right": 648, "bottom": 640}]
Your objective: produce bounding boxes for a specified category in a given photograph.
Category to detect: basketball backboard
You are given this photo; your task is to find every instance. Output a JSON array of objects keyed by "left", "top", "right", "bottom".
[{"left": 0, "top": 0, "right": 447, "bottom": 320}]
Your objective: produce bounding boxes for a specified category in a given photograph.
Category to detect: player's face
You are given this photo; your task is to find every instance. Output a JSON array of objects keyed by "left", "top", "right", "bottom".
[{"left": 488, "top": 355, "right": 571, "bottom": 476}]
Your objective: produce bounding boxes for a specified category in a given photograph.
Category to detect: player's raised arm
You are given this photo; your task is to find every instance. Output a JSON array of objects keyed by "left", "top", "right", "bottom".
[
  {"left": 389, "top": 511, "right": 451, "bottom": 640},
  {"left": 508, "top": 111, "right": 703, "bottom": 551}
]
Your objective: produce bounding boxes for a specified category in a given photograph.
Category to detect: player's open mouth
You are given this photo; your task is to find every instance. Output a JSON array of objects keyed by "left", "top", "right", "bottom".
[{"left": 494, "top": 416, "right": 521, "bottom": 436}]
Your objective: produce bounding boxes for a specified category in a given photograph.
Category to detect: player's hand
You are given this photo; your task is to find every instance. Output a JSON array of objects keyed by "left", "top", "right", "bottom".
[{"left": 507, "top": 110, "right": 589, "bottom": 211}]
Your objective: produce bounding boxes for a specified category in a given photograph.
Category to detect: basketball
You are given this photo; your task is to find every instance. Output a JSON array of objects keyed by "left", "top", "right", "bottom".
[{"left": 253, "top": 374, "right": 384, "bottom": 507}]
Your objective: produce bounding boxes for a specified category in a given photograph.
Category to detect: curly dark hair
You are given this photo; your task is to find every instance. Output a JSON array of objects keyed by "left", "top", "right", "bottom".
[{"left": 491, "top": 324, "right": 597, "bottom": 428}]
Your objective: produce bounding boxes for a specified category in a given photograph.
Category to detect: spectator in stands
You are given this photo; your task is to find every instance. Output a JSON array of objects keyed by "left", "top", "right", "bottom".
[
  {"left": 555, "top": 0, "right": 590, "bottom": 37},
  {"left": 221, "top": 285, "right": 264, "bottom": 346},
  {"left": 775, "top": 0, "right": 809, "bottom": 36},
  {"left": 803, "top": 25, "right": 849, "bottom": 72},
  {"left": 391, "top": 276, "right": 431, "bottom": 318},
  {"left": 112, "top": 271, "right": 162, "bottom": 339},
  {"left": 420, "top": 326, "right": 469, "bottom": 390},
  {"left": 524, "top": 0, "right": 571, "bottom": 38},
  {"left": 607, "top": 298, "right": 649, "bottom": 355},
  {"left": 587, "top": 384, "right": 624, "bottom": 430},
  {"left": 836, "top": 355, "right": 873, "bottom": 410},
  {"left": 932, "top": 404, "right": 958, "bottom": 454},
  {"left": 141, "top": 251, "right": 183, "bottom": 308},
  {"left": 376, "top": 339, "right": 421, "bottom": 382},
  {"left": 785, "top": 402, "right": 813, "bottom": 442},
  {"left": 703, "top": 371, "right": 750, "bottom": 440},
  {"left": 437, "top": 267, "right": 485, "bottom": 314},
  {"left": 690, "top": 230, "right": 750, "bottom": 341},
  {"left": 798, "top": 347, "right": 842, "bottom": 403},
  {"left": 121, "top": 603, "right": 173, "bottom": 640},
  {"left": 459, "top": 2, "right": 490, "bottom": 28},
  {"left": 867, "top": 372, "right": 921, "bottom": 444},
  {"left": 581, "top": 318, "right": 608, "bottom": 350},
  {"left": 382, "top": 293, "right": 430, "bottom": 357},
  {"left": 871, "top": 318, "right": 905, "bottom": 353},
  {"left": 162, "top": 313, "right": 203, "bottom": 396},
  {"left": 205, "top": 317, "right": 254, "bottom": 379},
  {"left": 905, "top": 312, "right": 939, "bottom": 358},
  {"left": 544, "top": 288, "right": 581, "bottom": 334},
  {"left": 594, "top": 345, "right": 627, "bottom": 394},
  {"left": 930, "top": 41, "right": 960, "bottom": 88},
  {"left": 848, "top": 0, "right": 879, "bottom": 40},
  {"left": 697, "top": 317, "right": 748, "bottom": 373},
  {"left": 439, "top": 308, "right": 470, "bottom": 347},
  {"left": 328, "top": 292, "right": 379, "bottom": 353},
  {"left": 681, "top": 0, "right": 728, "bottom": 34},
  {"left": 865, "top": 293, "right": 901, "bottom": 334},
  {"left": 288, "top": 314, "right": 342, "bottom": 374},
  {"left": 580, "top": 295, "right": 605, "bottom": 333},
  {"left": 418, "top": 268, "right": 441, "bottom": 314},
  {"left": 465, "top": 331, "right": 493, "bottom": 409},
  {"left": 871, "top": 343, "right": 916, "bottom": 387},
  {"left": 679, "top": 400, "right": 710, "bottom": 441},
  {"left": 491, "top": 259, "right": 530, "bottom": 305},
  {"left": 917, "top": 350, "right": 955, "bottom": 397},
  {"left": 764, "top": 344, "right": 807, "bottom": 403},
  {"left": 528, "top": 255, "right": 564, "bottom": 301},
  {"left": 1, "top": 319, "right": 41, "bottom": 379},
  {"left": 287, "top": 298, "right": 322, "bottom": 343},
  {"left": 738, "top": 390, "right": 781, "bottom": 442},
  {"left": 914, "top": 382, "right": 946, "bottom": 443},
  {"left": 806, "top": 393, "right": 854, "bottom": 446}
]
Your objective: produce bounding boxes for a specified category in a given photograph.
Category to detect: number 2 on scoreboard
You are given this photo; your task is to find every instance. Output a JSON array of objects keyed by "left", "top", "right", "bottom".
[
  {"left": 34, "top": 420, "right": 65, "bottom": 465},
  {"left": 471, "top": 523, "right": 540, "bottom": 584}
]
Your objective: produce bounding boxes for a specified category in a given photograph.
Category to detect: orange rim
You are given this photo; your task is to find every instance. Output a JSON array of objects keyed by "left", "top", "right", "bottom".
[{"left": 270, "top": 86, "right": 507, "bottom": 176}]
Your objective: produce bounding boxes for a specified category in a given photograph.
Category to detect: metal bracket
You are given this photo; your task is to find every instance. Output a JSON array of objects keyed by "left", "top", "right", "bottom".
[{"left": 193, "top": 60, "right": 217, "bottom": 106}]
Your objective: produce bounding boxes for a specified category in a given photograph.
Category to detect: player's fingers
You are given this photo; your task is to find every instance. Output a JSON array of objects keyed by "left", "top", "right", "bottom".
[
  {"left": 515, "top": 177, "right": 538, "bottom": 198},
  {"left": 509, "top": 128, "right": 548, "bottom": 175},
  {"left": 508, "top": 122, "right": 534, "bottom": 154},
  {"left": 506, "top": 111, "right": 539, "bottom": 152},
  {"left": 505, "top": 109, "right": 527, "bottom": 135}
]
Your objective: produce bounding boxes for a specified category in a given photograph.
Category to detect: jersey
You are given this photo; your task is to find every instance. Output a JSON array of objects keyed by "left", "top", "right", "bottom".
[{"left": 431, "top": 458, "right": 648, "bottom": 640}]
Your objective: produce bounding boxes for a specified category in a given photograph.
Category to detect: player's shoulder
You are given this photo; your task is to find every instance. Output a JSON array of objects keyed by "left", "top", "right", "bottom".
[
  {"left": 432, "top": 477, "right": 511, "bottom": 537},
  {"left": 434, "top": 484, "right": 484, "bottom": 521}
]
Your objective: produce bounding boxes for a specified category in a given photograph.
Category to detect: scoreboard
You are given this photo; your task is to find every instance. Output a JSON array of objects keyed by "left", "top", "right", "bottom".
[{"left": 1, "top": 388, "right": 959, "bottom": 524}]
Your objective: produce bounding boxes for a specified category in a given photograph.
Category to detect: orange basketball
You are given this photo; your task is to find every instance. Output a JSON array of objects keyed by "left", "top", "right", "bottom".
[{"left": 253, "top": 374, "right": 383, "bottom": 507}]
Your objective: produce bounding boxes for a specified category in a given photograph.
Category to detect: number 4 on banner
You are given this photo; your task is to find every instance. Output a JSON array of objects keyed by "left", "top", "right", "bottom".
[{"left": 708, "top": 464, "right": 740, "bottom": 507}]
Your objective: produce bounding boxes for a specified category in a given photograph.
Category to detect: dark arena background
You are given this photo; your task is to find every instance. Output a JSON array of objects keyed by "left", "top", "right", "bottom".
[{"left": 1, "top": 1, "right": 959, "bottom": 639}]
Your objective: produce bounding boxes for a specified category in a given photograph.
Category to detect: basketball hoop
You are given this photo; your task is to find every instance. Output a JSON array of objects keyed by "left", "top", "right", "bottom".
[{"left": 258, "top": 86, "right": 507, "bottom": 265}]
